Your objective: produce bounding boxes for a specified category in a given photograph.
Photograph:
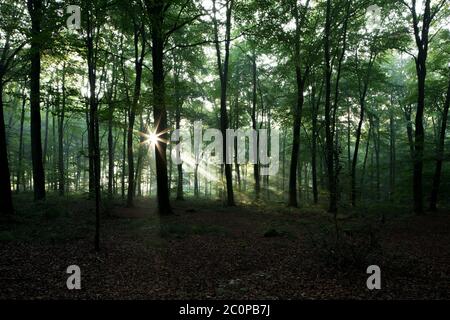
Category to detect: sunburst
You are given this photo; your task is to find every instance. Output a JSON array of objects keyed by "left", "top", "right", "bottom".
[{"left": 138, "top": 127, "right": 170, "bottom": 148}]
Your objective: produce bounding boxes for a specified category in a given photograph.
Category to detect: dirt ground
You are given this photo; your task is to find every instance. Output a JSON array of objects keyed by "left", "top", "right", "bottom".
[{"left": 0, "top": 195, "right": 449, "bottom": 299}]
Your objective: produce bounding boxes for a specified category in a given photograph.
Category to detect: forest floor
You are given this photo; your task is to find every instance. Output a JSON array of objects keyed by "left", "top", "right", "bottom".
[{"left": 0, "top": 193, "right": 449, "bottom": 299}]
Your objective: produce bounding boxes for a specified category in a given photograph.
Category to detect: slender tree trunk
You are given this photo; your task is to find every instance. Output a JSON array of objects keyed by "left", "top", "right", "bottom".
[
  {"left": 413, "top": 55, "right": 426, "bottom": 214},
  {"left": 289, "top": 69, "right": 304, "bottom": 207},
  {"left": 108, "top": 101, "right": 114, "bottom": 198},
  {"left": 304, "top": 163, "right": 309, "bottom": 201},
  {"left": 16, "top": 93, "right": 26, "bottom": 193},
  {"left": 85, "top": 101, "right": 94, "bottom": 196},
  {"left": 135, "top": 113, "right": 145, "bottom": 197},
  {"left": 350, "top": 51, "right": 374, "bottom": 207},
  {"left": 334, "top": 127, "right": 340, "bottom": 203},
  {"left": 287, "top": 1, "right": 308, "bottom": 208},
  {"left": 297, "top": 157, "right": 302, "bottom": 202},
  {"left": 175, "top": 113, "right": 183, "bottom": 200},
  {"left": 409, "top": 0, "right": 436, "bottom": 215},
  {"left": 52, "top": 103, "right": 57, "bottom": 191},
  {"left": 324, "top": 0, "right": 336, "bottom": 213},
  {"left": 0, "top": 82, "right": 14, "bottom": 215},
  {"left": 311, "top": 79, "right": 321, "bottom": 205},
  {"left": 121, "top": 109, "right": 127, "bottom": 199},
  {"left": 58, "top": 64, "right": 66, "bottom": 196},
  {"left": 27, "top": 0, "right": 46, "bottom": 201},
  {"left": 173, "top": 56, "right": 184, "bottom": 201},
  {"left": 281, "top": 130, "right": 286, "bottom": 193},
  {"left": 347, "top": 104, "right": 351, "bottom": 176},
  {"left": 265, "top": 101, "right": 271, "bottom": 200},
  {"left": 107, "top": 69, "right": 117, "bottom": 199},
  {"left": 374, "top": 115, "right": 380, "bottom": 200},
  {"left": 86, "top": 8, "right": 101, "bottom": 251},
  {"left": 351, "top": 100, "right": 365, "bottom": 206},
  {"left": 194, "top": 164, "right": 199, "bottom": 197},
  {"left": 213, "top": 0, "right": 235, "bottom": 206},
  {"left": 43, "top": 102, "right": 49, "bottom": 166},
  {"left": 168, "top": 130, "right": 172, "bottom": 195},
  {"left": 233, "top": 95, "right": 241, "bottom": 191},
  {"left": 403, "top": 105, "right": 415, "bottom": 160},
  {"left": 330, "top": 1, "right": 349, "bottom": 207},
  {"left": 429, "top": 77, "right": 450, "bottom": 211},
  {"left": 251, "top": 52, "right": 260, "bottom": 199},
  {"left": 127, "top": 24, "right": 145, "bottom": 207},
  {"left": 360, "top": 124, "right": 372, "bottom": 201},
  {"left": 389, "top": 105, "right": 396, "bottom": 201}
]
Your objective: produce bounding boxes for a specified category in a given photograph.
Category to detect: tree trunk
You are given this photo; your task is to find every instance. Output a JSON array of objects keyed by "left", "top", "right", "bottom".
[
  {"left": 374, "top": 115, "right": 380, "bottom": 200},
  {"left": 0, "top": 82, "right": 14, "bottom": 215},
  {"left": 43, "top": 102, "right": 48, "bottom": 167},
  {"left": 233, "top": 95, "right": 241, "bottom": 191},
  {"left": 149, "top": 1, "right": 172, "bottom": 214},
  {"left": 108, "top": 101, "right": 114, "bottom": 198},
  {"left": 127, "top": 23, "right": 145, "bottom": 207},
  {"left": 213, "top": 0, "right": 235, "bottom": 206},
  {"left": 389, "top": 105, "right": 396, "bottom": 201},
  {"left": 351, "top": 100, "right": 365, "bottom": 206},
  {"left": 311, "top": 79, "right": 321, "bottom": 205},
  {"left": 403, "top": 105, "right": 415, "bottom": 160},
  {"left": 413, "top": 55, "right": 426, "bottom": 214},
  {"left": 281, "top": 129, "right": 286, "bottom": 193},
  {"left": 27, "top": 0, "right": 46, "bottom": 201},
  {"left": 173, "top": 56, "right": 184, "bottom": 201},
  {"left": 134, "top": 113, "right": 146, "bottom": 197},
  {"left": 194, "top": 164, "right": 199, "bottom": 197},
  {"left": 58, "top": 64, "right": 66, "bottom": 196},
  {"left": 52, "top": 103, "right": 58, "bottom": 191},
  {"left": 350, "top": 51, "right": 374, "bottom": 207},
  {"left": 360, "top": 124, "right": 372, "bottom": 201},
  {"left": 86, "top": 7, "right": 101, "bottom": 251},
  {"left": 347, "top": 104, "right": 351, "bottom": 175},
  {"left": 288, "top": 1, "right": 307, "bottom": 207},
  {"left": 16, "top": 93, "right": 26, "bottom": 193},
  {"left": 324, "top": 0, "right": 336, "bottom": 213},
  {"left": 107, "top": 68, "right": 117, "bottom": 199},
  {"left": 85, "top": 101, "right": 94, "bottom": 197},
  {"left": 409, "top": 0, "right": 435, "bottom": 215},
  {"left": 251, "top": 52, "right": 260, "bottom": 199},
  {"left": 121, "top": 108, "right": 127, "bottom": 199},
  {"left": 429, "top": 77, "right": 450, "bottom": 211}
]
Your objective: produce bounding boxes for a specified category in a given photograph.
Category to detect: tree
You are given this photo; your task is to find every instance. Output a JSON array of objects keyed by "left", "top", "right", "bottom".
[
  {"left": 58, "top": 63, "right": 66, "bottom": 196},
  {"left": 429, "top": 71, "right": 450, "bottom": 210},
  {"left": 401, "top": 0, "right": 447, "bottom": 214},
  {"left": 324, "top": 0, "right": 336, "bottom": 213},
  {"left": 82, "top": 0, "right": 109, "bottom": 250},
  {"left": 1, "top": 0, "right": 28, "bottom": 215},
  {"left": 250, "top": 49, "right": 260, "bottom": 199},
  {"left": 0, "top": 46, "right": 23, "bottom": 215},
  {"left": 27, "top": 0, "right": 46, "bottom": 201},
  {"left": 124, "top": 0, "right": 147, "bottom": 208},
  {"left": 287, "top": 0, "right": 311, "bottom": 208},
  {"left": 147, "top": 0, "right": 173, "bottom": 214},
  {"left": 212, "top": 0, "right": 235, "bottom": 206}
]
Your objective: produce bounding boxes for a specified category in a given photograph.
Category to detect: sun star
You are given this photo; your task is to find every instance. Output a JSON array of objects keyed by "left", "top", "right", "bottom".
[{"left": 138, "top": 128, "right": 170, "bottom": 147}]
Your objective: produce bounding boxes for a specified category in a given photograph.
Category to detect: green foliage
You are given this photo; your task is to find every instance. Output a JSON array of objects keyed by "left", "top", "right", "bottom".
[{"left": 0, "top": 0, "right": 449, "bottom": 211}]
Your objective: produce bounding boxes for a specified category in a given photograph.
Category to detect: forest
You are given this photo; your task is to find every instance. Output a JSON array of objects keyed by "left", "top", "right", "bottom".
[{"left": 0, "top": 0, "right": 449, "bottom": 300}]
